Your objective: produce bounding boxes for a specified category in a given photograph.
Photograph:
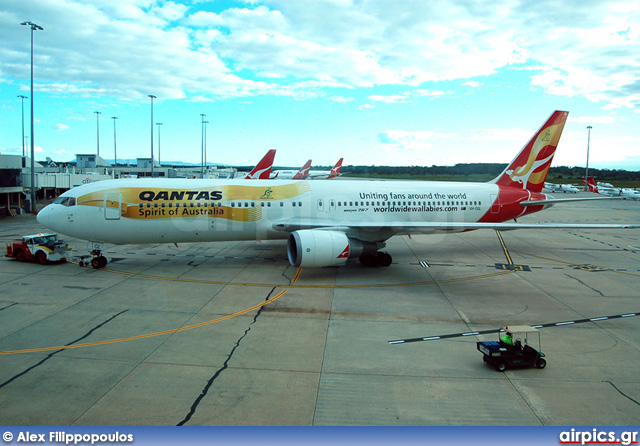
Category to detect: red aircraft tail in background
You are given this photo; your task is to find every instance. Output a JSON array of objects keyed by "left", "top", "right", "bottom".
[
  {"left": 583, "top": 176, "right": 599, "bottom": 193},
  {"left": 293, "top": 159, "right": 312, "bottom": 179},
  {"left": 327, "top": 158, "right": 344, "bottom": 179},
  {"left": 245, "top": 150, "right": 276, "bottom": 179}
]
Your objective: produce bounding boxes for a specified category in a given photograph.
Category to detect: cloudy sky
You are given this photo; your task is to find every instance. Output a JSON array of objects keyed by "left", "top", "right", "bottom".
[{"left": 1, "top": 0, "right": 639, "bottom": 170}]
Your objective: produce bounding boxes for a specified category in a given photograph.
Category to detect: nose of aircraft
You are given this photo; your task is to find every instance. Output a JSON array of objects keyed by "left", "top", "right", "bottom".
[{"left": 36, "top": 204, "right": 51, "bottom": 228}]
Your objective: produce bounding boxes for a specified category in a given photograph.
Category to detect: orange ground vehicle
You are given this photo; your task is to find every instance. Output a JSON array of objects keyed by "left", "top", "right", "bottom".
[{"left": 6, "top": 233, "right": 70, "bottom": 264}]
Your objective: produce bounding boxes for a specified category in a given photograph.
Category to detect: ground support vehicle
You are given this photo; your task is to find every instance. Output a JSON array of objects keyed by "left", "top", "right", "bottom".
[
  {"left": 6, "top": 233, "right": 70, "bottom": 265},
  {"left": 477, "top": 325, "right": 546, "bottom": 372}
]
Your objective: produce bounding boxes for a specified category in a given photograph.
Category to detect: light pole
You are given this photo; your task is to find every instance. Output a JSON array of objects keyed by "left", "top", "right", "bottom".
[
  {"left": 585, "top": 125, "right": 592, "bottom": 191},
  {"left": 111, "top": 116, "right": 118, "bottom": 172},
  {"left": 94, "top": 111, "right": 101, "bottom": 157},
  {"left": 200, "top": 114, "right": 206, "bottom": 174},
  {"left": 148, "top": 95, "right": 156, "bottom": 176},
  {"left": 204, "top": 121, "right": 209, "bottom": 173},
  {"left": 18, "top": 95, "right": 27, "bottom": 167},
  {"left": 21, "top": 21, "right": 43, "bottom": 213},
  {"left": 156, "top": 122, "right": 163, "bottom": 166}
]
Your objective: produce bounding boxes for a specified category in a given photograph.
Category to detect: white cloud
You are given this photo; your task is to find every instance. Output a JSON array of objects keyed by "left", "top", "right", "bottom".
[
  {"left": 328, "top": 96, "right": 354, "bottom": 103},
  {"left": 368, "top": 94, "right": 410, "bottom": 104},
  {"left": 53, "top": 123, "right": 69, "bottom": 130},
  {"left": 0, "top": 0, "right": 638, "bottom": 109}
]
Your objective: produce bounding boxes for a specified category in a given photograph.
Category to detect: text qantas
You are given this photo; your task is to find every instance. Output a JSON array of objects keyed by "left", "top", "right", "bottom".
[{"left": 139, "top": 190, "right": 223, "bottom": 202}]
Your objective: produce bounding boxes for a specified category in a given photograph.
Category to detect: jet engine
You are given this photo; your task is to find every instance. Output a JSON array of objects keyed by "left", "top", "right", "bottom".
[{"left": 287, "top": 230, "right": 377, "bottom": 267}]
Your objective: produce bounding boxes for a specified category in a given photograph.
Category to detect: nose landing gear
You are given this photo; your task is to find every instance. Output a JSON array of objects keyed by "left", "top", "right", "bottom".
[{"left": 90, "top": 249, "right": 108, "bottom": 269}]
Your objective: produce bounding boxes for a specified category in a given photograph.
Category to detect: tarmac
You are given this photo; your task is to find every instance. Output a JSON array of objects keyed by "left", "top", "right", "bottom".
[{"left": 1, "top": 193, "right": 639, "bottom": 426}]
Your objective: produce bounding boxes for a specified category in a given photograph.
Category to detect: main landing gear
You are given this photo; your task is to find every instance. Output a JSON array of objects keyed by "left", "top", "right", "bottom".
[
  {"left": 359, "top": 251, "right": 392, "bottom": 267},
  {"left": 78, "top": 249, "right": 107, "bottom": 269}
]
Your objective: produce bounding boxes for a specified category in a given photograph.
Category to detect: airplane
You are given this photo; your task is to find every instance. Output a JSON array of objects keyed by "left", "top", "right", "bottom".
[
  {"left": 544, "top": 182, "right": 580, "bottom": 193},
  {"left": 583, "top": 177, "right": 640, "bottom": 200},
  {"left": 241, "top": 149, "right": 276, "bottom": 179},
  {"left": 270, "top": 159, "right": 312, "bottom": 179},
  {"left": 583, "top": 176, "right": 599, "bottom": 193},
  {"left": 307, "top": 158, "right": 343, "bottom": 179},
  {"left": 36, "top": 111, "right": 638, "bottom": 269}
]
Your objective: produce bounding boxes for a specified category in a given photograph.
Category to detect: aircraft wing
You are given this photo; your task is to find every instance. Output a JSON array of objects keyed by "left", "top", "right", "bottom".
[
  {"left": 273, "top": 219, "right": 639, "bottom": 237},
  {"left": 521, "top": 196, "right": 625, "bottom": 206}
]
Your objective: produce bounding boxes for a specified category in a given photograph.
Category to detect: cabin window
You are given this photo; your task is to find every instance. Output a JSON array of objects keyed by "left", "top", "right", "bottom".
[
  {"left": 299, "top": 202, "right": 302, "bottom": 207},
  {"left": 231, "top": 203, "right": 235, "bottom": 207},
  {"left": 267, "top": 202, "right": 271, "bottom": 207},
  {"left": 190, "top": 203, "right": 194, "bottom": 208},
  {"left": 203, "top": 203, "right": 207, "bottom": 208},
  {"left": 292, "top": 202, "right": 296, "bottom": 207},
  {"left": 168, "top": 203, "right": 173, "bottom": 208},
  {"left": 280, "top": 202, "right": 284, "bottom": 207},
  {"left": 161, "top": 203, "right": 166, "bottom": 208},
  {"left": 261, "top": 202, "right": 264, "bottom": 207}
]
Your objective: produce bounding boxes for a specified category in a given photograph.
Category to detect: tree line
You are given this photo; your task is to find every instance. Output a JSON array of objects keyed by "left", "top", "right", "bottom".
[{"left": 340, "top": 163, "right": 640, "bottom": 181}]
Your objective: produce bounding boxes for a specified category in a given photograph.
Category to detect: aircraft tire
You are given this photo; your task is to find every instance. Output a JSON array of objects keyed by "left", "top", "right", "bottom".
[
  {"left": 99, "top": 256, "right": 108, "bottom": 268},
  {"left": 91, "top": 257, "right": 101, "bottom": 269},
  {"left": 359, "top": 254, "right": 377, "bottom": 267},
  {"left": 379, "top": 252, "right": 392, "bottom": 267}
]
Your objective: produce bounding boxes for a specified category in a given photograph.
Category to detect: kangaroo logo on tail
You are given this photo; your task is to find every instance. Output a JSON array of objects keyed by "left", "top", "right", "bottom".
[{"left": 493, "top": 111, "right": 568, "bottom": 193}]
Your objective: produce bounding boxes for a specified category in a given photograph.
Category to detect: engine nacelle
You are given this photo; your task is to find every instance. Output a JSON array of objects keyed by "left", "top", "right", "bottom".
[{"left": 287, "top": 230, "right": 377, "bottom": 267}]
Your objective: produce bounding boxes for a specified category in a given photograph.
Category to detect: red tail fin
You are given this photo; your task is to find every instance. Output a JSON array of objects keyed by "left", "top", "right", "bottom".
[
  {"left": 293, "top": 159, "right": 312, "bottom": 179},
  {"left": 245, "top": 150, "right": 276, "bottom": 179},
  {"left": 493, "top": 111, "right": 568, "bottom": 192},
  {"left": 327, "top": 158, "right": 343, "bottom": 179},
  {"left": 583, "top": 176, "right": 599, "bottom": 193}
]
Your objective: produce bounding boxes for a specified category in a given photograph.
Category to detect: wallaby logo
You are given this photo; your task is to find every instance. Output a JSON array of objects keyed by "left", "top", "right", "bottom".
[{"left": 260, "top": 188, "right": 274, "bottom": 199}]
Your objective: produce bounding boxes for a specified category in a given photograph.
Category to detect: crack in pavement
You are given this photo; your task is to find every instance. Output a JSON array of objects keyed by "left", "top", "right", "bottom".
[
  {"left": 176, "top": 287, "right": 276, "bottom": 426},
  {"left": 0, "top": 310, "right": 129, "bottom": 389}
]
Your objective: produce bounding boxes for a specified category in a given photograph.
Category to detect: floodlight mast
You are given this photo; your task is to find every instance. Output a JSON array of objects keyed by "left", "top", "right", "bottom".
[{"left": 21, "top": 21, "right": 43, "bottom": 213}]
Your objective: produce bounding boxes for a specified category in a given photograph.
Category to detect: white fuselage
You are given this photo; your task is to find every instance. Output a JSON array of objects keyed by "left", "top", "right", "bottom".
[{"left": 37, "top": 178, "right": 507, "bottom": 245}]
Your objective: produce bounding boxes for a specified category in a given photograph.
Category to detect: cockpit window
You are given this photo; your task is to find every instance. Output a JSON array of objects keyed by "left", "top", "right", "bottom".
[{"left": 53, "top": 196, "right": 76, "bottom": 207}]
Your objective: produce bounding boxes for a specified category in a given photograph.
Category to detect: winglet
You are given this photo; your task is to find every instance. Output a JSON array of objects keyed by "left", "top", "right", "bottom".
[
  {"left": 293, "top": 159, "right": 312, "bottom": 179},
  {"left": 245, "top": 149, "right": 276, "bottom": 179},
  {"left": 492, "top": 111, "right": 568, "bottom": 192},
  {"left": 327, "top": 158, "right": 343, "bottom": 179}
]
